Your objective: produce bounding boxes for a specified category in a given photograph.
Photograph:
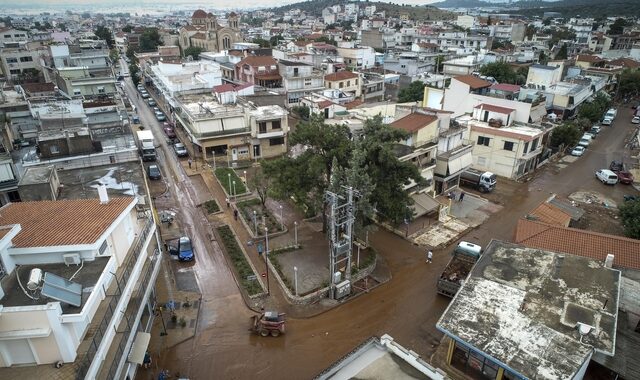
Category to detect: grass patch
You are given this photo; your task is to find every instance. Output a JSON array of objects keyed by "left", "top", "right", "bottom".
[
  {"left": 216, "top": 225, "right": 262, "bottom": 296},
  {"left": 270, "top": 258, "right": 294, "bottom": 293},
  {"left": 203, "top": 199, "right": 220, "bottom": 214},
  {"left": 214, "top": 168, "right": 247, "bottom": 196}
]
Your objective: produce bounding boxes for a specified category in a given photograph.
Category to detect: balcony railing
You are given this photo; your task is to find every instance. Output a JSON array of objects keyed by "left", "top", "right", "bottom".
[{"left": 75, "top": 216, "right": 155, "bottom": 380}]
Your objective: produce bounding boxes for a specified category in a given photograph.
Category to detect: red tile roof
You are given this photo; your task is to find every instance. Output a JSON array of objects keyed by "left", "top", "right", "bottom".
[
  {"left": 527, "top": 202, "right": 571, "bottom": 227},
  {"left": 0, "top": 198, "right": 134, "bottom": 248},
  {"left": 474, "top": 103, "right": 515, "bottom": 114},
  {"left": 514, "top": 219, "right": 640, "bottom": 270},
  {"left": 491, "top": 83, "right": 521, "bottom": 93},
  {"left": 608, "top": 57, "right": 640, "bottom": 69},
  {"left": 454, "top": 75, "right": 492, "bottom": 90},
  {"left": 237, "top": 55, "right": 277, "bottom": 67},
  {"left": 324, "top": 71, "right": 359, "bottom": 82},
  {"left": 577, "top": 54, "right": 604, "bottom": 63},
  {"left": 390, "top": 113, "right": 438, "bottom": 133},
  {"left": 192, "top": 9, "right": 208, "bottom": 19},
  {"left": 317, "top": 100, "right": 335, "bottom": 109}
]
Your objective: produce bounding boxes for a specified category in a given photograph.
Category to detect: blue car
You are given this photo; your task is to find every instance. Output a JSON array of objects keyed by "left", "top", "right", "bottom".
[{"left": 178, "top": 236, "right": 194, "bottom": 261}]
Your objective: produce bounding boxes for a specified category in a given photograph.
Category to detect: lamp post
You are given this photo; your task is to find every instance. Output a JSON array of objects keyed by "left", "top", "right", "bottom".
[
  {"left": 264, "top": 227, "right": 270, "bottom": 296},
  {"left": 279, "top": 204, "right": 283, "bottom": 229},
  {"left": 294, "top": 221, "right": 298, "bottom": 247},
  {"left": 227, "top": 173, "right": 231, "bottom": 199},
  {"left": 232, "top": 180, "right": 236, "bottom": 202},
  {"left": 294, "top": 266, "right": 298, "bottom": 296},
  {"left": 253, "top": 210, "right": 258, "bottom": 236},
  {"left": 243, "top": 170, "right": 247, "bottom": 187}
]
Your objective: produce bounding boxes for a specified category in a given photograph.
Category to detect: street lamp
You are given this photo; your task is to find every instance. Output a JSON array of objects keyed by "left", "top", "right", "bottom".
[
  {"left": 227, "top": 173, "right": 231, "bottom": 199},
  {"left": 264, "top": 226, "right": 270, "bottom": 296},
  {"left": 279, "top": 204, "right": 283, "bottom": 229},
  {"left": 243, "top": 170, "right": 247, "bottom": 186},
  {"left": 232, "top": 180, "right": 236, "bottom": 201},
  {"left": 294, "top": 266, "right": 298, "bottom": 296},
  {"left": 253, "top": 210, "right": 258, "bottom": 236},
  {"left": 294, "top": 221, "right": 298, "bottom": 247}
]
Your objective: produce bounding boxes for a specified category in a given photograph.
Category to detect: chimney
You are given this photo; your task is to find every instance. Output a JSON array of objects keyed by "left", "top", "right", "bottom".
[
  {"left": 604, "top": 254, "right": 614, "bottom": 268},
  {"left": 98, "top": 184, "right": 109, "bottom": 204}
]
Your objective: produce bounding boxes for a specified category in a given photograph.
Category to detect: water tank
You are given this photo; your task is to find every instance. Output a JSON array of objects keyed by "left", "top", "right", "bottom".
[
  {"left": 333, "top": 271, "right": 342, "bottom": 284},
  {"left": 27, "top": 268, "right": 43, "bottom": 291},
  {"left": 604, "top": 254, "right": 614, "bottom": 268}
]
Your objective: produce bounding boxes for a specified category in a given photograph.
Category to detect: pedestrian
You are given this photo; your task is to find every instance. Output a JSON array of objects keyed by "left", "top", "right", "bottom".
[
  {"left": 188, "top": 158, "right": 192, "bottom": 169},
  {"left": 234, "top": 209, "right": 238, "bottom": 221},
  {"left": 143, "top": 351, "right": 151, "bottom": 369},
  {"left": 226, "top": 198, "right": 230, "bottom": 208},
  {"left": 459, "top": 191, "right": 465, "bottom": 202},
  {"left": 426, "top": 250, "right": 433, "bottom": 263}
]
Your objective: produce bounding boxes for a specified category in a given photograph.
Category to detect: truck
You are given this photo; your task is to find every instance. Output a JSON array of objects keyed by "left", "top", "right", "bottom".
[
  {"left": 437, "top": 241, "right": 482, "bottom": 298},
  {"left": 136, "top": 130, "right": 156, "bottom": 161},
  {"left": 459, "top": 169, "right": 496, "bottom": 193}
]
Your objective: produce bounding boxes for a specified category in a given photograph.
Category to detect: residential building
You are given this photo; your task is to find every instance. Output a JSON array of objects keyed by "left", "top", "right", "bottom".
[
  {"left": 442, "top": 56, "right": 481, "bottom": 76},
  {"left": 575, "top": 54, "right": 605, "bottom": 70},
  {"left": 336, "top": 46, "right": 375, "bottom": 70},
  {"left": 147, "top": 61, "right": 222, "bottom": 103},
  {"left": 544, "top": 80, "right": 593, "bottom": 119},
  {"left": 456, "top": 15, "right": 476, "bottom": 30},
  {"left": 235, "top": 55, "right": 282, "bottom": 88},
  {"left": 384, "top": 52, "right": 436, "bottom": 78},
  {"left": 172, "top": 93, "right": 288, "bottom": 162},
  {"left": 300, "top": 94, "right": 347, "bottom": 119},
  {"left": 525, "top": 63, "right": 563, "bottom": 89},
  {"left": 317, "top": 335, "right": 446, "bottom": 380},
  {"left": 54, "top": 66, "right": 117, "bottom": 97},
  {"left": 0, "top": 195, "right": 161, "bottom": 380},
  {"left": 432, "top": 111, "right": 472, "bottom": 195},
  {"left": 491, "top": 22, "right": 526, "bottom": 42},
  {"left": 324, "top": 71, "right": 361, "bottom": 98},
  {"left": 0, "top": 139, "right": 20, "bottom": 205},
  {"left": 178, "top": 10, "right": 242, "bottom": 53},
  {"left": 0, "top": 27, "right": 29, "bottom": 47},
  {"left": 436, "top": 240, "right": 620, "bottom": 380},
  {"left": 0, "top": 46, "right": 43, "bottom": 82},
  {"left": 278, "top": 60, "right": 324, "bottom": 107},
  {"left": 461, "top": 109, "right": 550, "bottom": 179},
  {"left": 361, "top": 72, "right": 384, "bottom": 102}
]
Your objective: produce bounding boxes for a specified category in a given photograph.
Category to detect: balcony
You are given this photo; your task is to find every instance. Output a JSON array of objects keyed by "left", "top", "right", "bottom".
[{"left": 255, "top": 129, "right": 285, "bottom": 139}]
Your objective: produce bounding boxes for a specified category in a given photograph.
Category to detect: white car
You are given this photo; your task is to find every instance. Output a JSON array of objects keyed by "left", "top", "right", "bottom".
[
  {"left": 602, "top": 117, "right": 613, "bottom": 126},
  {"left": 571, "top": 146, "right": 585, "bottom": 156},
  {"left": 577, "top": 138, "right": 591, "bottom": 147},
  {"left": 632, "top": 116, "right": 640, "bottom": 124},
  {"left": 595, "top": 169, "right": 618, "bottom": 185}
]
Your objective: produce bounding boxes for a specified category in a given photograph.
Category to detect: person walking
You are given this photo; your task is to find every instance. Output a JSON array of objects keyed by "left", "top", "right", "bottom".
[
  {"left": 426, "top": 250, "right": 433, "bottom": 263},
  {"left": 143, "top": 351, "right": 151, "bottom": 369},
  {"left": 233, "top": 208, "right": 238, "bottom": 221},
  {"left": 187, "top": 158, "right": 192, "bottom": 169},
  {"left": 459, "top": 191, "right": 465, "bottom": 202},
  {"left": 226, "top": 198, "right": 230, "bottom": 208}
]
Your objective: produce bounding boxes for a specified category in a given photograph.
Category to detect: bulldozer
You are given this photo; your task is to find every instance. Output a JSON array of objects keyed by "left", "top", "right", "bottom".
[{"left": 250, "top": 311, "right": 286, "bottom": 337}]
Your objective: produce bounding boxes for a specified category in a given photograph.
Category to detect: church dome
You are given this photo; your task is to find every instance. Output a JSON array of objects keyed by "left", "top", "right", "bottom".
[{"left": 192, "top": 9, "right": 208, "bottom": 19}]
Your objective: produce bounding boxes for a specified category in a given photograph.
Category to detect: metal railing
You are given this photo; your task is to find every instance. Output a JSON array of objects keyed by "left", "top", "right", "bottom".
[{"left": 75, "top": 216, "right": 154, "bottom": 380}]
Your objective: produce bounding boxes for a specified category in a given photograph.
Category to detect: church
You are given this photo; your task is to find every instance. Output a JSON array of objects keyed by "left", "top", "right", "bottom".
[{"left": 179, "top": 10, "right": 242, "bottom": 53}]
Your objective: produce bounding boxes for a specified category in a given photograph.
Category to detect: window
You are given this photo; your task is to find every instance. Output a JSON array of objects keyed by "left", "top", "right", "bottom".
[
  {"left": 3, "top": 34, "right": 10, "bottom": 38},
  {"left": 347, "top": 80, "right": 350, "bottom": 86},
  {"left": 293, "top": 67, "right": 299, "bottom": 77},
  {"left": 530, "top": 138, "right": 538, "bottom": 152},
  {"left": 339, "top": 82, "right": 344, "bottom": 88},
  {"left": 503, "top": 141, "right": 514, "bottom": 151},
  {"left": 258, "top": 66, "right": 266, "bottom": 72},
  {"left": 523, "top": 141, "right": 529, "bottom": 154},
  {"left": 20, "top": 56, "right": 33, "bottom": 62},
  {"left": 258, "top": 122, "right": 267, "bottom": 133},
  {"left": 269, "top": 137, "right": 284, "bottom": 146},
  {"left": 6, "top": 57, "right": 17, "bottom": 63},
  {"left": 355, "top": 79, "right": 358, "bottom": 85},
  {"left": 9, "top": 69, "right": 20, "bottom": 74},
  {"left": 97, "top": 86, "right": 105, "bottom": 94},
  {"left": 73, "top": 89, "right": 82, "bottom": 95},
  {"left": 50, "top": 145, "right": 60, "bottom": 154},
  {"left": 271, "top": 120, "right": 281, "bottom": 130},
  {"left": 477, "top": 136, "right": 490, "bottom": 146}
]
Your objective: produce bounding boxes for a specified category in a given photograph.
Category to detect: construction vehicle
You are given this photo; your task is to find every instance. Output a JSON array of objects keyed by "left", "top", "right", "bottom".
[
  {"left": 250, "top": 311, "right": 286, "bottom": 337},
  {"left": 459, "top": 169, "right": 496, "bottom": 193},
  {"left": 437, "top": 241, "right": 482, "bottom": 298}
]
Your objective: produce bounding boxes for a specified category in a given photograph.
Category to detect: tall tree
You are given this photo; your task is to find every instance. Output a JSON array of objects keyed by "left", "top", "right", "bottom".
[
  {"left": 608, "top": 18, "right": 628, "bottom": 35},
  {"left": 139, "top": 28, "right": 162, "bottom": 51},
  {"left": 122, "top": 25, "right": 133, "bottom": 33},
  {"left": 398, "top": 80, "right": 425, "bottom": 103},
  {"left": 618, "top": 69, "right": 640, "bottom": 98},
  {"left": 94, "top": 25, "right": 114, "bottom": 48},
  {"left": 479, "top": 62, "right": 518, "bottom": 84},
  {"left": 556, "top": 43, "right": 568, "bottom": 60},
  {"left": 619, "top": 199, "right": 640, "bottom": 239},
  {"left": 184, "top": 46, "right": 204, "bottom": 60}
]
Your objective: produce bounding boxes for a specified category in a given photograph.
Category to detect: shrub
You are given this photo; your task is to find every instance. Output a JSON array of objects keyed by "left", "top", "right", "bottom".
[
  {"left": 203, "top": 199, "right": 220, "bottom": 214},
  {"left": 214, "top": 168, "right": 247, "bottom": 195},
  {"left": 216, "top": 225, "right": 262, "bottom": 295}
]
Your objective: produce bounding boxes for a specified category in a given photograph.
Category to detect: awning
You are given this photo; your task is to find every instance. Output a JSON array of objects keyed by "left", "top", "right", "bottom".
[
  {"left": 128, "top": 332, "right": 151, "bottom": 364},
  {"left": 447, "top": 152, "right": 472, "bottom": 175},
  {"left": 459, "top": 152, "right": 473, "bottom": 168},
  {"left": 410, "top": 192, "right": 440, "bottom": 218}
]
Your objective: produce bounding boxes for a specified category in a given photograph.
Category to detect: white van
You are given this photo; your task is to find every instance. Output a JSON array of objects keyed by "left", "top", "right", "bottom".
[{"left": 595, "top": 169, "right": 618, "bottom": 185}]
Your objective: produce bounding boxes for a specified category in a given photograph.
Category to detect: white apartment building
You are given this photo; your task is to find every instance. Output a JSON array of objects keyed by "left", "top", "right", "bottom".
[
  {"left": 0, "top": 27, "right": 29, "bottom": 47},
  {"left": 456, "top": 15, "right": 476, "bottom": 30},
  {"left": 336, "top": 46, "right": 376, "bottom": 70},
  {"left": 148, "top": 61, "right": 223, "bottom": 104},
  {"left": 278, "top": 60, "right": 325, "bottom": 107},
  {"left": 0, "top": 194, "right": 161, "bottom": 380},
  {"left": 0, "top": 47, "right": 42, "bottom": 82}
]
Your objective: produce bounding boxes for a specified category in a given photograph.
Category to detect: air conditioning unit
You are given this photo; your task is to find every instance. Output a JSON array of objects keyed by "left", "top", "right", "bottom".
[{"left": 63, "top": 253, "right": 81, "bottom": 266}]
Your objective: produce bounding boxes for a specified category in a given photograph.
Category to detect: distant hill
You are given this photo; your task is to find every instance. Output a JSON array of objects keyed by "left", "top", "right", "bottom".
[
  {"left": 431, "top": 0, "right": 639, "bottom": 17},
  {"left": 268, "top": 0, "right": 455, "bottom": 21}
]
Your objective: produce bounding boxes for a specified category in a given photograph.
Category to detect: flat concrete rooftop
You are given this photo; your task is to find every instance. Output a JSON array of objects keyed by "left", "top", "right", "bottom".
[
  {"left": 437, "top": 240, "right": 620, "bottom": 380},
  {"left": 55, "top": 161, "right": 146, "bottom": 200},
  {"left": 1, "top": 258, "right": 110, "bottom": 313}
]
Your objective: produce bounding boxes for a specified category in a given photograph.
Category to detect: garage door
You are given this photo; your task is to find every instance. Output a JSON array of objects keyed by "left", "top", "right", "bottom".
[{"left": 2, "top": 339, "right": 36, "bottom": 366}]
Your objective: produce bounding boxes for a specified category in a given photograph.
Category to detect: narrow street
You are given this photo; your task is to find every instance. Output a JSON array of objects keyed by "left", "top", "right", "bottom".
[{"left": 121, "top": 64, "right": 639, "bottom": 379}]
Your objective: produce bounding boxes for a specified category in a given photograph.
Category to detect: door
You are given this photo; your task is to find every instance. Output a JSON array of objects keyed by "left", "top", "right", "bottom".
[{"left": 232, "top": 148, "right": 238, "bottom": 161}]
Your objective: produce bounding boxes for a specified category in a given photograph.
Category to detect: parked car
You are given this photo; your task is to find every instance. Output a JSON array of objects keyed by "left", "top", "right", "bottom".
[
  {"left": 571, "top": 146, "right": 586, "bottom": 156},
  {"left": 583, "top": 131, "right": 596, "bottom": 140},
  {"left": 590, "top": 125, "right": 601, "bottom": 135},
  {"left": 132, "top": 115, "right": 140, "bottom": 124},
  {"left": 178, "top": 236, "right": 194, "bottom": 261},
  {"left": 164, "top": 126, "right": 176, "bottom": 138},
  {"left": 148, "top": 99, "right": 157, "bottom": 107},
  {"left": 609, "top": 160, "right": 624, "bottom": 172},
  {"left": 595, "top": 169, "right": 618, "bottom": 185},
  {"left": 617, "top": 170, "right": 634, "bottom": 184},
  {"left": 602, "top": 117, "right": 613, "bottom": 126},
  {"left": 577, "top": 138, "right": 591, "bottom": 147},
  {"left": 153, "top": 106, "right": 160, "bottom": 113},
  {"left": 632, "top": 116, "right": 640, "bottom": 124},
  {"left": 147, "top": 164, "right": 162, "bottom": 180},
  {"left": 174, "top": 142, "right": 188, "bottom": 157},
  {"left": 624, "top": 195, "right": 638, "bottom": 202},
  {"left": 155, "top": 112, "right": 166, "bottom": 121},
  {"left": 141, "top": 92, "right": 150, "bottom": 99}
]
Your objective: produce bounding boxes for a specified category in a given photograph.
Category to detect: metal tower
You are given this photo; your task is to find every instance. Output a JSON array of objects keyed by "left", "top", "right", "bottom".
[{"left": 325, "top": 186, "right": 359, "bottom": 299}]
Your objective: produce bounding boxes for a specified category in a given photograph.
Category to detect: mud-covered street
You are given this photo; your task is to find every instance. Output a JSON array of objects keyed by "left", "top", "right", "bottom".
[{"left": 124, "top": 67, "right": 639, "bottom": 379}]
